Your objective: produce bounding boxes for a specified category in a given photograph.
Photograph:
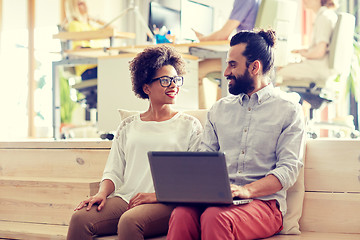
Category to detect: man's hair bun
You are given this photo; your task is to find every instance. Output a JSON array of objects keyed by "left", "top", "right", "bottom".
[{"left": 258, "top": 29, "right": 276, "bottom": 47}]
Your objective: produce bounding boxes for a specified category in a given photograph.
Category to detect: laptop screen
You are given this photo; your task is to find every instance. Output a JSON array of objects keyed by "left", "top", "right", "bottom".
[{"left": 148, "top": 151, "right": 233, "bottom": 204}]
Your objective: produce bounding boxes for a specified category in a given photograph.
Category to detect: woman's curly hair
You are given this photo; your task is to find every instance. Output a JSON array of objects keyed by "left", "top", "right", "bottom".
[{"left": 129, "top": 45, "right": 186, "bottom": 99}]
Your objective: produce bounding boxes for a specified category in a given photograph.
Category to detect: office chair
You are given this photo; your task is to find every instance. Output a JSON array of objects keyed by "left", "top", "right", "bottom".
[
  {"left": 280, "top": 13, "right": 358, "bottom": 138},
  {"left": 254, "top": 0, "right": 298, "bottom": 67},
  {"left": 72, "top": 79, "right": 97, "bottom": 110}
]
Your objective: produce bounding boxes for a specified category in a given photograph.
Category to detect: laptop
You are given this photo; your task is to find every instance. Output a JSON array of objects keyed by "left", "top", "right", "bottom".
[{"left": 148, "top": 151, "right": 252, "bottom": 205}]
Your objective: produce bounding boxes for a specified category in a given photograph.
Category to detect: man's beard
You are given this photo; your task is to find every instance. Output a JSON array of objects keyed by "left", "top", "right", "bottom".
[{"left": 227, "top": 70, "right": 255, "bottom": 95}]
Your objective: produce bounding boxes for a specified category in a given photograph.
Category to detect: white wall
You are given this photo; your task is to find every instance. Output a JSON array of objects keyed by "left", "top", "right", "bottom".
[
  {"left": 87, "top": 0, "right": 125, "bottom": 27},
  {"left": 206, "top": 0, "right": 234, "bottom": 30}
]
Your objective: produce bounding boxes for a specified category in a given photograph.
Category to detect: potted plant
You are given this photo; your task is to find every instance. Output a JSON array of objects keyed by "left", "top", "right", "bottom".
[{"left": 59, "top": 69, "right": 78, "bottom": 134}]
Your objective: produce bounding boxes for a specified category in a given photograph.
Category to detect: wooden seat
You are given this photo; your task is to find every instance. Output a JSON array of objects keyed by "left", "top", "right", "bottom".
[
  {"left": 0, "top": 139, "right": 359, "bottom": 239},
  {"left": 0, "top": 221, "right": 68, "bottom": 240},
  {"left": 0, "top": 140, "right": 109, "bottom": 239},
  {"left": 0, "top": 176, "right": 99, "bottom": 225}
]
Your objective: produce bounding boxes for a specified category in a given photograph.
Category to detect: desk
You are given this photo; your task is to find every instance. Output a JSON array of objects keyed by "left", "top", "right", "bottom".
[
  {"left": 53, "top": 28, "right": 136, "bottom": 51},
  {"left": 52, "top": 41, "right": 230, "bottom": 138},
  {"left": 65, "top": 41, "right": 230, "bottom": 97}
]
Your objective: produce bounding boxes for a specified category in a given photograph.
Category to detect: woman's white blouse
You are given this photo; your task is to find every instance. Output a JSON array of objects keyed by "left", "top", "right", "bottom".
[{"left": 101, "top": 112, "right": 203, "bottom": 203}]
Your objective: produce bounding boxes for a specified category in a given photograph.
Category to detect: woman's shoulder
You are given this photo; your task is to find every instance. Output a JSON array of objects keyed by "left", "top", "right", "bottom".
[
  {"left": 115, "top": 114, "right": 139, "bottom": 138},
  {"left": 67, "top": 20, "right": 94, "bottom": 32},
  {"left": 177, "top": 112, "right": 201, "bottom": 122},
  {"left": 67, "top": 20, "right": 82, "bottom": 31},
  {"left": 318, "top": 7, "right": 338, "bottom": 23},
  {"left": 177, "top": 112, "right": 204, "bottom": 131},
  {"left": 119, "top": 114, "right": 139, "bottom": 128}
]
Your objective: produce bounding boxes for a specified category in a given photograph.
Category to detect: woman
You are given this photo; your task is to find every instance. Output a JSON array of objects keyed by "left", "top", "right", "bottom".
[
  {"left": 66, "top": 45, "right": 203, "bottom": 240},
  {"left": 276, "top": 0, "right": 338, "bottom": 85}
]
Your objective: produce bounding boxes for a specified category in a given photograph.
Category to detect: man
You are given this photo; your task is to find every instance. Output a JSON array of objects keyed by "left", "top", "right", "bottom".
[
  {"left": 194, "top": 0, "right": 261, "bottom": 41},
  {"left": 167, "top": 29, "right": 305, "bottom": 240}
]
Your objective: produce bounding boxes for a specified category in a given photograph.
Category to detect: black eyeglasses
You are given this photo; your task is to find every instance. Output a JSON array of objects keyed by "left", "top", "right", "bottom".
[{"left": 150, "top": 76, "right": 184, "bottom": 87}]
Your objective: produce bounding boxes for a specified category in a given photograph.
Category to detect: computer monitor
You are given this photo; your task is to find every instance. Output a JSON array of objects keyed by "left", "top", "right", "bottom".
[
  {"left": 181, "top": 0, "right": 214, "bottom": 42},
  {"left": 148, "top": 2, "right": 181, "bottom": 39}
]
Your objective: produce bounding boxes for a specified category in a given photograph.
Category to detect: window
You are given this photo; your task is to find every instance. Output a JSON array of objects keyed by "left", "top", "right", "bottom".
[
  {"left": 0, "top": 0, "right": 60, "bottom": 139},
  {"left": 0, "top": 0, "right": 28, "bottom": 139}
]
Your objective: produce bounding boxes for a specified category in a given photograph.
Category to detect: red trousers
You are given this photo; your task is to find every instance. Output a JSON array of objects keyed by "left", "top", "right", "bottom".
[{"left": 167, "top": 199, "right": 283, "bottom": 240}]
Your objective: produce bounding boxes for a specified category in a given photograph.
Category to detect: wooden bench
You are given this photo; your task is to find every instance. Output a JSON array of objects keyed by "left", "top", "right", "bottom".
[
  {"left": 0, "top": 140, "right": 109, "bottom": 239},
  {"left": 0, "top": 139, "right": 359, "bottom": 239}
]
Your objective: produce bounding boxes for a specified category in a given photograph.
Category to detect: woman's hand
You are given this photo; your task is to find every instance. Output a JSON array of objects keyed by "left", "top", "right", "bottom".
[
  {"left": 230, "top": 184, "right": 251, "bottom": 199},
  {"left": 291, "top": 49, "right": 302, "bottom": 54},
  {"left": 128, "top": 192, "right": 158, "bottom": 209},
  {"left": 74, "top": 192, "right": 108, "bottom": 212},
  {"left": 291, "top": 42, "right": 327, "bottom": 59}
]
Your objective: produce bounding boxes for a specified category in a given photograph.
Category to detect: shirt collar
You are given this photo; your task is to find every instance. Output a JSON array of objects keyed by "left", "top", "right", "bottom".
[
  {"left": 237, "top": 83, "right": 274, "bottom": 105},
  {"left": 238, "top": 93, "right": 248, "bottom": 105}
]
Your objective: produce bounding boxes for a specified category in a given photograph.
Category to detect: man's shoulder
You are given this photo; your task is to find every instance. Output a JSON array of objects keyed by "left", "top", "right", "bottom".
[
  {"left": 272, "top": 88, "right": 301, "bottom": 106},
  {"left": 219, "top": 94, "right": 239, "bottom": 103},
  {"left": 211, "top": 95, "right": 238, "bottom": 109}
]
